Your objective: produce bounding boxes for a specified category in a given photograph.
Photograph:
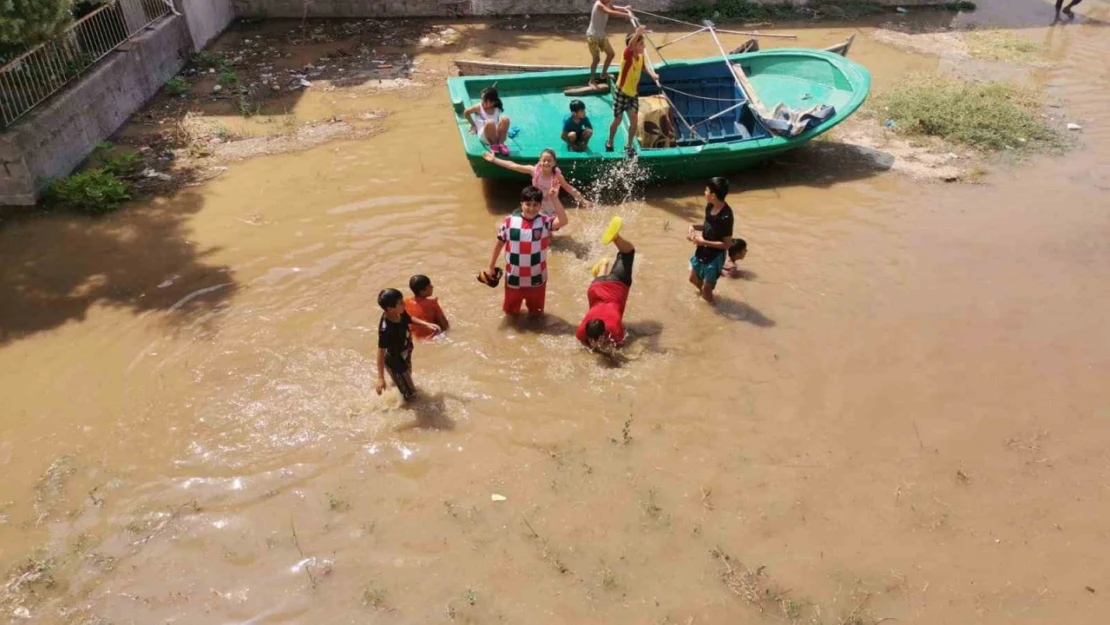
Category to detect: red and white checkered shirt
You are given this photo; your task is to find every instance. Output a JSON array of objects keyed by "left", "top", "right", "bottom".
[{"left": 498, "top": 211, "right": 553, "bottom": 288}]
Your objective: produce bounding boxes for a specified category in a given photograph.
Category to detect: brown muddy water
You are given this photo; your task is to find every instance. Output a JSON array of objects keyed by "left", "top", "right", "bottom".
[{"left": 2, "top": 2, "right": 1110, "bottom": 624}]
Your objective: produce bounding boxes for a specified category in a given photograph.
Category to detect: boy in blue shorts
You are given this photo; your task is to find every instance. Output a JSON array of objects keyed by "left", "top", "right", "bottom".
[{"left": 686, "top": 177, "right": 734, "bottom": 305}]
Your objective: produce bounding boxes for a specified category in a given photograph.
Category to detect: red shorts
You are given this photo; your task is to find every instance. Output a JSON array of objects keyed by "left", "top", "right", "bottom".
[{"left": 503, "top": 284, "right": 546, "bottom": 315}]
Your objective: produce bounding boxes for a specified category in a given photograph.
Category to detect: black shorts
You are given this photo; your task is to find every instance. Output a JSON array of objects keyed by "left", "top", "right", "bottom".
[
  {"left": 385, "top": 358, "right": 416, "bottom": 400},
  {"left": 594, "top": 249, "right": 635, "bottom": 287}
]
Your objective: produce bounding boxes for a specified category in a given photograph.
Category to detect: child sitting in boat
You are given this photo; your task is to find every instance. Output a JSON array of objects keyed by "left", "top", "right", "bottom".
[
  {"left": 562, "top": 100, "right": 594, "bottom": 152},
  {"left": 482, "top": 148, "right": 592, "bottom": 216},
  {"left": 607, "top": 25, "right": 658, "bottom": 156},
  {"left": 464, "top": 86, "right": 511, "bottom": 156}
]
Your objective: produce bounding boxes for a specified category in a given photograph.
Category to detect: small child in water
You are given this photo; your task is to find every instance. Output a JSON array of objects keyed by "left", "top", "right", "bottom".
[
  {"left": 723, "top": 238, "right": 747, "bottom": 277},
  {"left": 376, "top": 288, "right": 440, "bottom": 401},
  {"left": 405, "top": 275, "right": 450, "bottom": 339},
  {"left": 562, "top": 99, "right": 594, "bottom": 152},
  {"left": 464, "top": 86, "right": 511, "bottom": 156}
]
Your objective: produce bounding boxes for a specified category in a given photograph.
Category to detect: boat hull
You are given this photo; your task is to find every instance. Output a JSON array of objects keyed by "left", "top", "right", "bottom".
[{"left": 448, "top": 49, "right": 871, "bottom": 185}]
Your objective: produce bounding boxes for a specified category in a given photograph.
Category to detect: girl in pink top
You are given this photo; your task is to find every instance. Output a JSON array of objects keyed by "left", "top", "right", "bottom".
[{"left": 482, "top": 148, "right": 591, "bottom": 216}]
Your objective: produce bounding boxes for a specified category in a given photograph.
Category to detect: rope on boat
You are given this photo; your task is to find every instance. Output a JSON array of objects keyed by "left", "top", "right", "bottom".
[
  {"left": 633, "top": 8, "right": 799, "bottom": 39},
  {"left": 662, "top": 85, "right": 745, "bottom": 102}
]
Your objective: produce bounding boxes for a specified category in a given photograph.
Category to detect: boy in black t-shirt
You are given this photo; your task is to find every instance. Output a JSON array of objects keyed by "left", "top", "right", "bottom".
[
  {"left": 376, "top": 288, "right": 440, "bottom": 401},
  {"left": 686, "top": 177, "right": 735, "bottom": 305}
]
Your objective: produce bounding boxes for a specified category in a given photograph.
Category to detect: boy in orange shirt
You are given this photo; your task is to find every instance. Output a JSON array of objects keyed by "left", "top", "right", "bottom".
[
  {"left": 606, "top": 25, "right": 658, "bottom": 156},
  {"left": 404, "top": 275, "right": 449, "bottom": 338}
]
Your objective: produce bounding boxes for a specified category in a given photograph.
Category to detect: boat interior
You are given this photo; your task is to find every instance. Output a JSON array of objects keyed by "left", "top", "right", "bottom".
[{"left": 641, "top": 62, "right": 770, "bottom": 147}]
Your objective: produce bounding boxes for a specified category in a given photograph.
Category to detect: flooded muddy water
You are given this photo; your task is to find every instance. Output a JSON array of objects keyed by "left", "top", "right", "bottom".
[{"left": 2, "top": 1, "right": 1109, "bottom": 623}]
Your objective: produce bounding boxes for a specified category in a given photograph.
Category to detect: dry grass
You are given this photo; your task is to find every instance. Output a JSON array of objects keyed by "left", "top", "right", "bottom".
[
  {"left": 965, "top": 30, "right": 1047, "bottom": 65},
  {"left": 875, "top": 74, "right": 1065, "bottom": 152}
]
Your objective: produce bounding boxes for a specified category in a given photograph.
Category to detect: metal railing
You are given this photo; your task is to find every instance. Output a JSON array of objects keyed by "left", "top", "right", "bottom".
[{"left": 0, "top": 0, "right": 175, "bottom": 128}]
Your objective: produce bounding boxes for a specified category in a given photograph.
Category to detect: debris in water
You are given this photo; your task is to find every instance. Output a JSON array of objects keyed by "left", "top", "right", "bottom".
[
  {"left": 896, "top": 7, "right": 909, "bottom": 13},
  {"left": 212, "top": 84, "right": 222, "bottom": 93},
  {"left": 142, "top": 167, "right": 173, "bottom": 182},
  {"left": 1067, "top": 123, "right": 1082, "bottom": 131},
  {"left": 299, "top": 78, "right": 312, "bottom": 88},
  {"left": 13, "top": 607, "right": 31, "bottom": 619},
  {"left": 491, "top": 493, "right": 507, "bottom": 502}
]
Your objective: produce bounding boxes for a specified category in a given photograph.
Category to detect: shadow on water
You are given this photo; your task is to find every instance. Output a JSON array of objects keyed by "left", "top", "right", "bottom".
[
  {"left": 0, "top": 193, "right": 237, "bottom": 346},
  {"left": 395, "top": 392, "right": 463, "bottom": 432},
  {"left": 712, "top": 296, "right": 776, "bottom": 327},
  {"left": 550, "top": 234, "right": 593, "bottom": 260},
  {"left": 499, "top": 311, "right": 578, "bottom": 336}
]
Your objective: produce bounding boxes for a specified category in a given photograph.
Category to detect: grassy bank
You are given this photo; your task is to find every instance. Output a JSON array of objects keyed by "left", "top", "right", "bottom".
[
  {"left": 671, "top": 0, "right": 976, "bottom": 23},
  {"left": 874, "top": 74, "right": 1064, "bottom": 152}
]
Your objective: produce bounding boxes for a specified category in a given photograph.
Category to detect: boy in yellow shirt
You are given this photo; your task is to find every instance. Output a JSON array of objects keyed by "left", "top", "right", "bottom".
[{"left": 606, "top": 25, "right": 658, "bottom": 156}]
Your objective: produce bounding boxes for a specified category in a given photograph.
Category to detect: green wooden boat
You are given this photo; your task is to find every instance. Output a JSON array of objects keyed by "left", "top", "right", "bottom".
[{"left": 447, "top": 48, "right": 871, "bottom": 184}]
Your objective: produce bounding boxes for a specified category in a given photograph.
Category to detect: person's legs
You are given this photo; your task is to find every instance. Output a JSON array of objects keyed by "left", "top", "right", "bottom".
[
  {"left": 607, "top": 114, "right": 621, "bottom": 151},
  {"left": 523, "top": 285, "right": 546, "bottom": 317},
  {"left": 387, "top": 361, "right": 417, "bottom": 401},
  {"left": 503, "top": 286, "right": 524, "bottom": 315},
  {"left": 689, "top": 267, "right": 703, "bottom": 291},
  {"left": 588, "top": 38, "right": 602, "bottom": 84},
  {"left": 482, "top": 121, "right": 497, "bottom": 145},
  {"left": 564, "top": 131, "right": 578, "bottom": 149},
  {"left": 579, "top": 128, "right": 593, "bottom": 149},
  {"left": 601, "top": 40, "right": 615, "bottom": 80},
  {"left": 700, "top": 279, "right": 716, "bottom": 304},
  {"left": 625, "top": 109, "right": 639, "bottom": 152},
  {"left": 497, "top": 116, "right": 511, "bottom": 143},
  {"left": 1064, "top": 0, "right": 1082, "bottom": 16}
]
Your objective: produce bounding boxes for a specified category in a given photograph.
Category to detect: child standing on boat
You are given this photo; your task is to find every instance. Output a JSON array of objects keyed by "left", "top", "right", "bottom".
[
  {"left": 586, "top": 0, "right": 633, "bottom": 87},
  {"left": 486, "top": 186, "right": 569, "bottom": 317},
  {"left": 687, "top": 177, "right": 735, "bottom": 305},
  {"left": 482, "top": 149, "right": 591, "bottom": 216},
  {"left": 464, "top": 86, "right": 511, "bottom": 156},
  {"left": 607, "top": 26, "right": 658, "bottom": 156}
]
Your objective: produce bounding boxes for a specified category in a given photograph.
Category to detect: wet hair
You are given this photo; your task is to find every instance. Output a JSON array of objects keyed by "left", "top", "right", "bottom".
[
  {"left": 707, "top": 176, "right": 730, "bottom": 201},
  {"left": 409, "top": 274, "right": 431, "bottom": 296},
  {"left": 569, "top": 99, "right": 586, "bottom": 113},
  {"left": 480, "top": 86, "right": 503, "bottom": 111},
  {"left": 378, "top": 288, "right": 403, "bottom": 310},
  {"left": 521, "top": 185, "right": 544, "bottom": 204},
  {"left": 585, "top": 319, "right": 606, "bottom": 342},
  {"left": 728, "top": 238, "right": 747, "bottom": 260},
  {"left": 539, "top": 148, "right": 558, "bottom": 165}
]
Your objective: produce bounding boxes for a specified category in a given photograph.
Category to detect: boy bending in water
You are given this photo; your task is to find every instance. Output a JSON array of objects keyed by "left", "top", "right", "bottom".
[
  {"left": 687, "top": 177, "right": 734, "bottom": 305},
  {"left": 578, "top": 219, "right": 635, "bottom": 350}
]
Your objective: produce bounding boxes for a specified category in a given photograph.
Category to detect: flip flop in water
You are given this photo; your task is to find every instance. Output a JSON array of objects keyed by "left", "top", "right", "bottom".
[
  {"left": 601, "top": 216, "right": 623, "bottom": 245},
  {"left": 590, "top": 258, "right": 607, "bottom": 277}
]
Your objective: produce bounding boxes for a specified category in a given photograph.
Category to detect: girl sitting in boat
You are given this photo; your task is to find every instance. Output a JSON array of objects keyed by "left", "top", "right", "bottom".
[
  {"left": 482, "top": 148, "right": 593, "bottom": 216},
  {"left": 464, "top": 87, "right": 511, "bottom": 156}
]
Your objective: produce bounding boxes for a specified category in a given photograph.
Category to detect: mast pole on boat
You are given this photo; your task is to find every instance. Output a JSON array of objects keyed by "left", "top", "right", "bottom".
[{"left": 705, "top": 20, "right": 770, "bottom": 118}]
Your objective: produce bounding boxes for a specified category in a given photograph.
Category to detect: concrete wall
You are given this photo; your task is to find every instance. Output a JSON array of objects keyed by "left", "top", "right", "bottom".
[
  {"left": 0, "top": 0, "right": 236, "bottom": 205},
  {"left": 0, "top": 17, "right": 192, "bottom": 205},
  {"left": 231, "top": 0, "right": 937, "bottom": 18},
  {"left": 183, "top": 0, "right": 237, "bottom": 50}
]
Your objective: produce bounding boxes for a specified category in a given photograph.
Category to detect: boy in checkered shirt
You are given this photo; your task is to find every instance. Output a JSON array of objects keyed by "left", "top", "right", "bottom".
[{"left": 486, "top": 186, "right": 569, "bottom": 316}]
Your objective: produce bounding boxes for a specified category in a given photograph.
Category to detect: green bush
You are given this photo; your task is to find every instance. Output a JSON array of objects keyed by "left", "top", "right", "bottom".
[
  {"left": 165, "top": 75, "right": 190, "bottom": 97},
  {"left": 217, "top": 70, "right": 238, "bottom": 87},
  {"left": 100, "top": 152, "right": 141, "bottom": 176},
  {"left": 47, "top": 168, "right": 132, "bottom": 214},
  {"left": 875, "top": 73, "right": 1063, "bottom": 151},
  {"left": 190, "top": 50, "right": 227, "bottom": 69}
]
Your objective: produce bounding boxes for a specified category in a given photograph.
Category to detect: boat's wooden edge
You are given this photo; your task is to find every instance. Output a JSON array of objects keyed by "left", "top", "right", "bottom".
[{"left": 453, "top": 35, "right": 857, "bottom": 76}]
